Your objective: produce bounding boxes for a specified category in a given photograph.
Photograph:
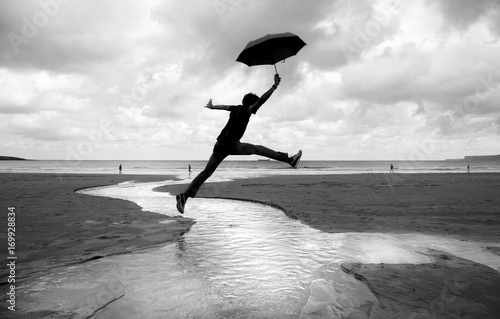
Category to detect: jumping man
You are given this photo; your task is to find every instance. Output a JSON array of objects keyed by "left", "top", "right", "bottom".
[{"left": 176, "top": 74, "right": 302, "bottom": 214}]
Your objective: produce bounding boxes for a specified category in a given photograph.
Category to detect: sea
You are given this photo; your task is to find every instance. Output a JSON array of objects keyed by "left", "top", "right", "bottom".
[{"left": 1, "top": 159, "right": 500, "bottom": 178}]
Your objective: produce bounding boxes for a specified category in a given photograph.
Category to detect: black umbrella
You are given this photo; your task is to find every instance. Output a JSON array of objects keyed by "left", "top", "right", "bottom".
[{"left": 236, "top": 32, "right": 306, "bottom": 74}]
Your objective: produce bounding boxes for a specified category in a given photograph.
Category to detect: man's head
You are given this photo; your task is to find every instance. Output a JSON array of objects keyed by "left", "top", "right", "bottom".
[{"left": 242, "top": 93, "right": 259, "bottom": 107}]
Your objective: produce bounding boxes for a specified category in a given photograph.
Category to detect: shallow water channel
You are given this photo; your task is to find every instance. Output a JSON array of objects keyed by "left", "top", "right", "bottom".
[{"left": 18, "top": 179, "right": 500, "bottom": 318}]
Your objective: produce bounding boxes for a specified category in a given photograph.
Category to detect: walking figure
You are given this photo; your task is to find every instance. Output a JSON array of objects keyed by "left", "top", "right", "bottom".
[
  {"left": 467, "top": 164, "right": 470, "bottom": 173},
  {"left": 390, "top": 164, "right": 394, "bottom": 173},
  {"left": 119, "top": 164, "right": 122, "bottom": 174},
  {"left": 176, "top": 74, "right": 302, "bottom": 214},
  {"left": 188, "top": 164, "right": 191, "bottom": 174}
]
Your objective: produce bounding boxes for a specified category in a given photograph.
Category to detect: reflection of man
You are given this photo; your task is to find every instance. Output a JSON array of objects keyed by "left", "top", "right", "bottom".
[{"left": 176, "top": 74, "right": 302, "bottom": 214}]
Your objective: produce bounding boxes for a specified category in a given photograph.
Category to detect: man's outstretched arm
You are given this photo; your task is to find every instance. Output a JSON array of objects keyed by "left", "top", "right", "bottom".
[
  {"left": 249, "top": 74, "right": 281, "bottom": 114},
  {"left": 204, "top": 99, "right": 233, "bottom": 111}
]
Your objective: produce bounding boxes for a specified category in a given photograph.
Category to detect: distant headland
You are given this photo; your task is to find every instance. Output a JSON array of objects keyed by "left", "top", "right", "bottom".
[
  {"left": 446, "top": 154, "right": 500, "bottom": 161},
  {"left": 0, "top": 156, "right": 29, "bottom": 160}
]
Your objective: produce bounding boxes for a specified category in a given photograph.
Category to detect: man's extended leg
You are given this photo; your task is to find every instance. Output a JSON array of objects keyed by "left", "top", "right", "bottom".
[
  {"left": 176, "top": 151, "right": 226, "bottom": 214},
  {"left": 234, "top": 142, "right": 302, "bottom": 167}
]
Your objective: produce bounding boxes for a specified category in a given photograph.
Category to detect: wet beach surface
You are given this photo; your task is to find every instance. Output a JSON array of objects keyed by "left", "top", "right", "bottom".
[{"left": 6, "top": 176, "right": 500, "bottom": 318}]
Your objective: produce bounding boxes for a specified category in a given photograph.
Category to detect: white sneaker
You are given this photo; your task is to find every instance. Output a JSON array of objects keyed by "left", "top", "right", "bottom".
[{"left": 290, "top": 150, "right": 302, "bottom": 169}]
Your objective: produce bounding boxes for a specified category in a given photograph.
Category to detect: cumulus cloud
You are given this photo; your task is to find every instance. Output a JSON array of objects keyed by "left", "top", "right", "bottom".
[
  {"left": 339, "top": 30, "right": 500, "bottom": 136},
  {"left": 0, "top": 0, "right": 151, "bottom": 71},
  {"left": 0, "top": 0, "right": 499, "bottom": 160},
  {"left": 428, "top": 0, "right": 500, "bottom": 34}
]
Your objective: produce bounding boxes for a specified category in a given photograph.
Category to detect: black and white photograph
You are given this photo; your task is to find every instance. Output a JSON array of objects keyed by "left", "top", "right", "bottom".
[{"left": 1, "top": 0, "right": 500, "bottom": 317}]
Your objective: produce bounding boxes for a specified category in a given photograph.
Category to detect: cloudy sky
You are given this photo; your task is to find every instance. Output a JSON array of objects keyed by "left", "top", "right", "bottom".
[{"left": 1, "top": 0, "right": 499, "bottom": 161}]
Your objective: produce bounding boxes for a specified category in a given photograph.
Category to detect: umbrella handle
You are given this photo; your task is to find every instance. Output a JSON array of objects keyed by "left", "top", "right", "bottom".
[{"left": 273, "top": 60, "right": 285, "bottom": 74}]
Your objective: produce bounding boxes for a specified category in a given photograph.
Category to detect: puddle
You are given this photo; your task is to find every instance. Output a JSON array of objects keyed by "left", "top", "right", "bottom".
[{"left": 15, "top": 179, "right": 500, "bottom": 318}]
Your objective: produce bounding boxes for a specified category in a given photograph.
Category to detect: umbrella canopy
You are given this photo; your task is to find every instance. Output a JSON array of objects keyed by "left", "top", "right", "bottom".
[{"left": 236, "top": 32, "right": 306, "bottom": 73}]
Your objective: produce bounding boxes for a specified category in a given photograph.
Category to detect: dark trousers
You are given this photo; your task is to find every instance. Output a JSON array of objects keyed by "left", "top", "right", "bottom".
[{"left": 184, "top": 141, "right": 290, "bottom": 198}]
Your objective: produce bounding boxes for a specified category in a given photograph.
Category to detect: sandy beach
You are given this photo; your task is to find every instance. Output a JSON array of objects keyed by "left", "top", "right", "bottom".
[
  {"left": 158, "top": 172, "right": 500, "bottom": 318},
  {"left": 160, "top": 173, "right": 500, "bottom": 242},
  {"left": 1, "top": 172, "right": 499, "bottom": 317},
  {"left": 0, "top": 173, "right": 194, "bottom": 280}
]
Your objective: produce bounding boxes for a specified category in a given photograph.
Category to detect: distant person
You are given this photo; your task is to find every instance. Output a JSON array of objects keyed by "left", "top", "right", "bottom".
[
  {"left": 119, "top": 164, "right": 122, "bottom": 174},
  {"left": 188, "top": 164, "right": 192, "bottom": 174},
  {"left": 176, "top": 74, "right": 302, "bottom": 214},
  {"left": 467, "top": 164, "right": 470, "bottom": 173},
  {"left": 390, "top": 164, "right": 394, "bottom": 173}
]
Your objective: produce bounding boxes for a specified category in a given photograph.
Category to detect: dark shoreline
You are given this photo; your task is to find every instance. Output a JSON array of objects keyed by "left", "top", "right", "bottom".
[{"left": 0, "top": 156, "right": 32, "bottom": 161}]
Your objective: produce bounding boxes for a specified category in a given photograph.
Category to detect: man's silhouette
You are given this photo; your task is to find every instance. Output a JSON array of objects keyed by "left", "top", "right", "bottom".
[{"left": 176, "top": 74, "right": 302, "bottom": 214}]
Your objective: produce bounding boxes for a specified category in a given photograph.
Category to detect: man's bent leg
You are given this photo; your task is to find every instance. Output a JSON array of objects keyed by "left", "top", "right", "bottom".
[
  {"left": 234, "top": 142, "right": 290, "bottom": 163},
  {"left": 184, "top": 151, "right": 226, "bottom": 198}
]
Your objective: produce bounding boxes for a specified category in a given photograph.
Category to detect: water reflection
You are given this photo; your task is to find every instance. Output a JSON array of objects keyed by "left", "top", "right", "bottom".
[{"left": 16, "top": 180, "right": 500, "bottom": 318}]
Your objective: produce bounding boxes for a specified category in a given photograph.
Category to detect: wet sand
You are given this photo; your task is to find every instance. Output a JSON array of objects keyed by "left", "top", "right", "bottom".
[
  {"left": 159, "top": 172, "right": 500, "bottom": 318},
  {"left": 0, "top": 173, "right": 194, "bottom": 280},
  {"left": 160, "top": 173, "right": 500, "bottom": 242},
  {"left": 1, "top": 172, "right": 499, "bottom": 318}
]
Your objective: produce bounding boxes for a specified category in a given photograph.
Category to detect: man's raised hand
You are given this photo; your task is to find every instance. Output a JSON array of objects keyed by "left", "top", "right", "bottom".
[
  {"left": 205, "top": 99, "right": 213, "bottom": 109},
  {"left": 274, "top": 74, "right": 281, "bottom": 87}
]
